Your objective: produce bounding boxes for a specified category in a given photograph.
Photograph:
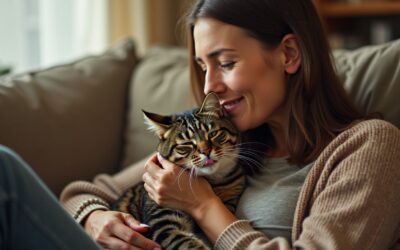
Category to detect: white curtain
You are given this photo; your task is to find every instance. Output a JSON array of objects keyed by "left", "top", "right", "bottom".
[
  {"left": 0, "top": 0, "right": 32, "bottom": 73},
  {"left": 0, "top": 0, "right": 188, "bottom": 73},
  {"left": 38, "top": 0, "right": 109, "bottom": 68}
]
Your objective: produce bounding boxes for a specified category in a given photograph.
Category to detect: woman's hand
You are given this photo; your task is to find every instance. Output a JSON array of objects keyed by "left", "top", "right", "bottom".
[
  {"left": 142, "top": 153, "right": 217, "bottom": 216},
  {"left": 84, "top": 210, "right": 161, "bottom": 250}
]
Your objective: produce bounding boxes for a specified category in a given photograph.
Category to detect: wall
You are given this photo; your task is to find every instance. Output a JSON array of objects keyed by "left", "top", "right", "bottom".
[{"left": 109, "top": 0, "right": 191, "bottom": 55}]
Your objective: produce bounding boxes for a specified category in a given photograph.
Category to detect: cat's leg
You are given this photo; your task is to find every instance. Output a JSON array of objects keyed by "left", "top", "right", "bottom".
[
  {"left": 148, "top": 213, "right": 211, "bottom": 250},
  {"left": 0, "top": 145, "right": 101, "bottom": 250},
  {"left": 154, "top": 228, "right": 211, "bottom": 250}
]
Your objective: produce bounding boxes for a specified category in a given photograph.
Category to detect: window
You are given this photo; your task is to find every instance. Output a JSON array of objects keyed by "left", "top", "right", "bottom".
[{"left": 0, "top": 0, "right": 108, "bottom": 75}]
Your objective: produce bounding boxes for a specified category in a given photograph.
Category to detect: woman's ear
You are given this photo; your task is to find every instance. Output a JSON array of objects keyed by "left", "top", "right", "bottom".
[{"left": 280, "top": 34, "right": 301, "bottom": 74}]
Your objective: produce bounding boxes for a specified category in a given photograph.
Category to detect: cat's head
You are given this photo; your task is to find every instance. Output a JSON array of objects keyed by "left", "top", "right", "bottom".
[{"left": 143, "top": 92, "right": 239, "bottom": 176}]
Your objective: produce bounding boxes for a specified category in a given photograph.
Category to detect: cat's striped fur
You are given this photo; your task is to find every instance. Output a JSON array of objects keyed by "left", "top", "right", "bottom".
[{"left": 112, "top": 93, "right": 245, "bottom": 249}]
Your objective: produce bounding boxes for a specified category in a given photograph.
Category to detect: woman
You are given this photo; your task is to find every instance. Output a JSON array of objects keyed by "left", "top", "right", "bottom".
[
  {"left": 136, "top": 0, "right": 400, "bottom": 249},
  {"left": 2, "top": 0, "right": 399, "bottom": 249},
  {"left": 64, "top": 0, "right": 400, "bottom": 249}
]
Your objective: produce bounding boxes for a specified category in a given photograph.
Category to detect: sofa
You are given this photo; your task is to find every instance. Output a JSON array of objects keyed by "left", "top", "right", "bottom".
[{"left": 0, "top": 38, "right": 399, "bottom": 196}]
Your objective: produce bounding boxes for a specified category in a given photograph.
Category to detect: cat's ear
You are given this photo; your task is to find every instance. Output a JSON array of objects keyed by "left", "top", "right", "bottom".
[
  {"left": 142, "top": 110, "right": 173, "bottom": 139},
  {"left": 197, "top": 92, "right": 224, "bottom": 117}
]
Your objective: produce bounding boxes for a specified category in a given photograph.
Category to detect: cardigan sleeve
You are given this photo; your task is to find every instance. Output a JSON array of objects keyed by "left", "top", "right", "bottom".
[
  {"left": 214, "top": 120, "right": 400, "bottom": 250},
  {"left": 215, "top": 220, "right": 292, "bottom": 249},
  {"left": 60, "top": 154, "right": 152, "bottom": 224}
]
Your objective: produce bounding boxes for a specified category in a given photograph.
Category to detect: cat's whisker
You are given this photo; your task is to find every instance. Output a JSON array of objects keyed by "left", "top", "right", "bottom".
[
  {"left": 224, "top": 147, "right": 265, "bottom": 159},
  {"left": 224, "top": 144, "right": 266, "bottom": 153},
  {"left": 222, "top": 150, "right": 264, "bottom": 170},
  {"left": 175, "top": 167, "right": 188, "bottom": 191},
  {"left": 239, "top": 150, "right": 264, "bottom": 159},
  {"left": 221, "top": 157, "right": 241, "bottom": 169},
  {"left": 236, "top": 141, "right": 268, "bottom": 147},
  {"left": 173, "top": 158, "right": 194, "bottom": 191},
  {"left": 238, "top": 155, "right": 265, "bottom": 170},
  {"left": 188, "top": 167, "right": 197, "bottom": 195}
]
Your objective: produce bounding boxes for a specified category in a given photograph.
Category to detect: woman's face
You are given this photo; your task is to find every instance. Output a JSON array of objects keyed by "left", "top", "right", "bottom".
[{"left": 193, "top": 18, "right": 288, "bottom": 132}]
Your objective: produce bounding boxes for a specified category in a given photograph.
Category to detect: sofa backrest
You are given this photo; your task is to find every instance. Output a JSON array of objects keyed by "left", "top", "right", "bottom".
[
  {"left": 334, "top": 39, "right": 400, "bottom": 127},
  {"left": 0, "top": 38, "right": 138, "bottom": 195},
  {"left": 1, "top": 38, "right": 399, "bottom": 194}
]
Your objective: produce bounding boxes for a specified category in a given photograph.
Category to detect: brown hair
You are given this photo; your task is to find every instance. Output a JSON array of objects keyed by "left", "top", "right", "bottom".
[{"left": 185, "top": 0, "right": 363, "bottom": 168}]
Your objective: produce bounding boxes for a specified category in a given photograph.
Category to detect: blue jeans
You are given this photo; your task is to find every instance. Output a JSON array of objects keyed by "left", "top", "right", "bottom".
[{"left": 0, "top": 145, "right": 101, "bottom": 250}]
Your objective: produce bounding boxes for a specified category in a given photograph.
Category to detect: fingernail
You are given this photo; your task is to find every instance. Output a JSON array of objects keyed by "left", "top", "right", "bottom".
[
  {"left": 153, "top": 247, "right": 162, "bottom": 250},
  {"left": 139, "top": 223, "right": 150, "bottom": 227}
]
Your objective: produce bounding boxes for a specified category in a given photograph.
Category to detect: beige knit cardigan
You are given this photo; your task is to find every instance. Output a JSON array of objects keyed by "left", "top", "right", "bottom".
[{"left": 60, "top": 119, "right": 400, "bottom": 249}]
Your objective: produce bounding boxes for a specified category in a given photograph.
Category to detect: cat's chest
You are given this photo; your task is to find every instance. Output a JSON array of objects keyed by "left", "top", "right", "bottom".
[{"left": 212, "top": 174, "right": 246, "bottom": 202}]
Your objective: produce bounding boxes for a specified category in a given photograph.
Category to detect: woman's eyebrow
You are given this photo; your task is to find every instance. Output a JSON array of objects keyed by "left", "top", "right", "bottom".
[{"left": 195, "top": 48, "right": 235, "bottom": 62}]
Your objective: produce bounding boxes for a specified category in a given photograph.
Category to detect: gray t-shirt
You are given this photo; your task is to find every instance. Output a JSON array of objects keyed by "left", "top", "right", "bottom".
[{"left": 235, "top": 157, "right": 313, "bottom": 243}]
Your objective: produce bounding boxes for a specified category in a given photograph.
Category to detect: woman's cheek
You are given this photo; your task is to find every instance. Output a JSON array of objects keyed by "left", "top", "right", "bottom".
[{"left": 225, "top": 74, "right": 249, "bottom": 91}]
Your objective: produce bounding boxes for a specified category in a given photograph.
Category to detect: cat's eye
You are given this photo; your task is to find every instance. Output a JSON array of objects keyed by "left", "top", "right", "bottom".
[
  {"left": 175, "top": 146, "right": 192, "bottom": 155},
  {"left": 210, "top": 131, "right": 228, "bottom": 144},
  {"left": 209, "top": 130, "right": 218, "bottom": 137},
  {"left": 216, "top": 133, "right": 227, "bottom": 143}
]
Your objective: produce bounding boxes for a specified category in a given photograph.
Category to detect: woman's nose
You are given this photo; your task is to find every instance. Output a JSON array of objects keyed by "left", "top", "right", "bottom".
[{"left": 204, "top": 69, "right": 226, "bottom": 95}]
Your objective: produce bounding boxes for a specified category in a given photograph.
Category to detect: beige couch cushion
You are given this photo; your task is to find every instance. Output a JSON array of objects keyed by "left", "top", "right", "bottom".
[
  {"left": 333, "top": 39, "right": 400, "bottom": 127},
  {"left": 0, "top": 38, "right": 138, "bottom": 195},
  {"left": 121, "top": 47, "right": 194, "bottom": 167}
]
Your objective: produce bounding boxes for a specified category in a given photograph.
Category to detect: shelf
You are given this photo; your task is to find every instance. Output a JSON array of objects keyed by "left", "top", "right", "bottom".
[{"left": 319, "top": 2, "right": 400, "bottom": 17}]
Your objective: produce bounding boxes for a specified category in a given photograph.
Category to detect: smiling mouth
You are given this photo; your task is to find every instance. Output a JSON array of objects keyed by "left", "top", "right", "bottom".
[{"left": 221, "top": 97, "right": 244, "bottom": 113}]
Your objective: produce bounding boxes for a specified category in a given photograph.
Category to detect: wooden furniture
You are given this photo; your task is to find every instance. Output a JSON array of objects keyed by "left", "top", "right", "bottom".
[{"left": 313, "top": 0, "right": 400, "bottom": 48}]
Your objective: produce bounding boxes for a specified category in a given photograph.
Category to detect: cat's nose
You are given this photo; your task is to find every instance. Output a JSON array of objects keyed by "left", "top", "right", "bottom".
[
  {"left": 198, "top": 141, "right": 211, "bottom": 155},
  {"left": 200, "top": 148, "right": 210, "bottom": 155}
]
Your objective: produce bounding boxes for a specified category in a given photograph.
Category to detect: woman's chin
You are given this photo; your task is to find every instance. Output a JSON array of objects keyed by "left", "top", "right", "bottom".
[
  {"left": 232, "top": 118, "right": 250, "bottom": 132},
  {"left": 233, "top": 116, "right": 266, "bottom": 132}
]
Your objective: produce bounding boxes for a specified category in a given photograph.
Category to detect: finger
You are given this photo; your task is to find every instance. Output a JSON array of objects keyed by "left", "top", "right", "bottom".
[
  {"left": 130, "top": 224, "right": 150, "bottom": 234},
  {"left": 143, "top": 182, "right": 156, "bottom": 196},
  {"left": 142, "top": 172, "right": 157, "bottom": 191},
  {"left": 120, "top": 213, "right": 150, "bottom": 234},
  {"left": 100, "top": 236, "right": 140, "bottom": 250},
  {"left": 157, "top": 153, "right": 178, "bottom": 171},
  {"left": 156, "top": 153, "right": 166, "bottom": 165},
  {"left": 144, "top": 183, "right": 158, "bottom": 203},
  {"left": 147, "top": 153, "right": 159, "bottom": 165},
  {"left": 144, "top": 153, "right": 159, "bottom": 171},
  {"left": 145, "top": 160, "right": 162, "bottom": 177},
  {"left": 112, "top": 223, "right": 161, "bottom": 250}
]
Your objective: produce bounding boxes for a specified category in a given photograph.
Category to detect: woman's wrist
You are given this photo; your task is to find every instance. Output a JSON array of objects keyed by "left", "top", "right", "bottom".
[
  {"left": 191, "top": 195, "right": 220, "bottom": 221},
  {"left": 190, "top": 196, "right": 237, "bottom": 244},
  {"left": 83, "top": 209, "right": 106, "bottom": 229}
]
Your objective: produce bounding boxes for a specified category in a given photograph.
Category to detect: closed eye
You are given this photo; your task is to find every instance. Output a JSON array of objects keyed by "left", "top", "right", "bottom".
[
  {"left": 175, "top": 146, "right": 193, "bottom": 155},
  {"left": 215, "top": 133, "right": 227, "bottom": 143},
  {"left": 210, "top": 130, "right": 228, "bottom": 144},
  {"left": 209, "top": 130, "right": 218, "bottom": 137},
  {"left": 195, "top": 60, "right": 236, "bottom": 72},
  {"left": 220, "top": 61, "right": 236, "bottom": 70}
]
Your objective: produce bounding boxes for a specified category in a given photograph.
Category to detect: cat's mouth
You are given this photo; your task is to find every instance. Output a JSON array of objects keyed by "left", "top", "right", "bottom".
[{"left": 204, "top": 159, "right": 215, "bottom": 167}]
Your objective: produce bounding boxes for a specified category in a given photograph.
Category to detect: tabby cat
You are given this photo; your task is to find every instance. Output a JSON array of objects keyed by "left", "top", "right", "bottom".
[{"left": 112, "top": 92, "right": 245, "bottom": 250}]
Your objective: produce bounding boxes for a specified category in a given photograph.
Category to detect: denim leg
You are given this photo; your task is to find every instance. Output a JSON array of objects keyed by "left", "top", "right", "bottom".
[{"left": 0, "top": 145, "right": 101, "bottom": 250}]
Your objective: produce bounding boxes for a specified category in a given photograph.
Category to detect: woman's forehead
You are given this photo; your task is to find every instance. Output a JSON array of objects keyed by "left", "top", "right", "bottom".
[{"left": 193, "top": 18, "right": 249, "bottom": 58}]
